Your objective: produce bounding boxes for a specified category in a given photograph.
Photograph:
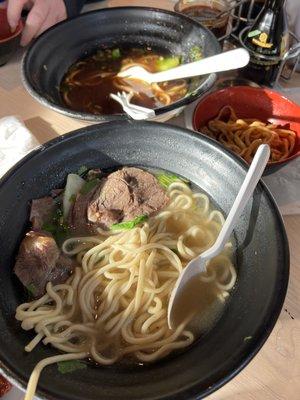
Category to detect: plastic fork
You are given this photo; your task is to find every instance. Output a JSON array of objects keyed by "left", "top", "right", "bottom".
[
  {"left": 167, "top": 144, "right": 271, "bottom": 329},
  {"left": 110, "top": 91, "right": 155, "bottom": 120}
]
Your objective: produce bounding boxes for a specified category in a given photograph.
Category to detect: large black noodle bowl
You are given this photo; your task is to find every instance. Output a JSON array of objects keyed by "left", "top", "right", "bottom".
[
  {"left": 22, "top": 7, "right": 220, "bottom": 122},
  {"left": 0, "top": 121, "right": 289, "bottom": 400}
]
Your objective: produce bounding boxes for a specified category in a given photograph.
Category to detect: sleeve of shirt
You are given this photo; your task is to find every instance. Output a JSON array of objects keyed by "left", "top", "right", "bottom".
[{"left": 63, "top": 0, "right": 86, "bottom": 18}]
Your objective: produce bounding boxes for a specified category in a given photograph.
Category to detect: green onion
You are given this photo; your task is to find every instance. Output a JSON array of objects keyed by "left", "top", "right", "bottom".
[
  {"left": 41, "top": 222, "right": 57, "bottom": 234},
  {"left": 41, "top": 205, "right": 69, "bottom": 244},
  {"left": 111, "top": 48, "right": 121, "bottom": 59},
  {"left": 156, "top": 173, "right": 189, "bottom": 189},
  {"left": 156, "top": 56, "right": 180, "bottom": 71},
  {"left": 77, "top": 165, "right": 88, "bottom": 177},
  {"left": 189, "top": 46, "right": 202, "bottom": 62},
  {"left": 57, "top": 360, "right": 87, "bottom": 374},
  {"left": 69, "top": 194, "right": 76, "bottom": 203},
  {"left": 80, "top": 179, "right": 99, "bottom": 195},
  {"left": 111, "top": 215, "right": 148, "bottom": 231},
  {"left": 27, "top": 283, "right": 36, "bottom": 297}
]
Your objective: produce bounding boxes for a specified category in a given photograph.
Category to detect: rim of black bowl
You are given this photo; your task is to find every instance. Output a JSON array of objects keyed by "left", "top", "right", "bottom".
[
  {"left": 0, "top": 121, "right": 289, "bottom": 400},
  {"left": 21, "top": 6, "right": 220, "bottom": 122}
]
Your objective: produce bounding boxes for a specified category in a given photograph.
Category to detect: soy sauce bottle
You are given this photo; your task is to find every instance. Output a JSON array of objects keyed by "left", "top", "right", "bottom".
[
  {"left": 240, "top": 0, "right": 289, "bottom": 86},
  {"left": 235, "top": 0, "right": 265, "bottom": 35}
]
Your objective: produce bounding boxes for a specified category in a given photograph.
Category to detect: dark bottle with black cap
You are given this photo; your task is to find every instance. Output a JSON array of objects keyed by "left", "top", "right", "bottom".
[{"left": 240, "top": 0, "right": 289, "bottom": 86}]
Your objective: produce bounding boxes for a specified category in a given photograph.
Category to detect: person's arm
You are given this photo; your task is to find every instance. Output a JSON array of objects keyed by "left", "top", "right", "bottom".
[{"left": 7, "top": 0, "right": 86, "bottom": 46}]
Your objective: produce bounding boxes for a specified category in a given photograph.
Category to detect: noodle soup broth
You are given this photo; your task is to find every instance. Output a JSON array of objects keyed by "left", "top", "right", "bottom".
[
  {"left": 14, "top": 167, "right": 237, "bottom": 400},
  {"left": 60, "top": 48, "right": 189, "bottom": 115}
]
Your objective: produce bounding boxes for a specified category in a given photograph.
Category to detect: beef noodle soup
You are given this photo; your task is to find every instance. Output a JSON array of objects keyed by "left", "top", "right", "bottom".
[
  {"left": 60, "top": 48, "right": 190, "bottom": 115},
  {"left": 14, "top": 167, "right": 236, "bottom": 400}
]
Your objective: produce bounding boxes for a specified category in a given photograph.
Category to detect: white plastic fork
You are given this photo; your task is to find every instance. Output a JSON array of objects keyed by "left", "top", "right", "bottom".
[
  {"left": 110, "top": 91, "right": 155, "bottom": 120},
  {"left": 167, "top": 144, "right": 271, "bottom": 329}
]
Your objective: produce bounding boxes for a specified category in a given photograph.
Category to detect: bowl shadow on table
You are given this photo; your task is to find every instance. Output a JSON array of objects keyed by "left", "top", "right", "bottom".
[
  {"left": 24, "top": 117, "right": 59, "bottom": 143},
  {"left": 193, "top": 86, "right": 300, "bottom": 175}
]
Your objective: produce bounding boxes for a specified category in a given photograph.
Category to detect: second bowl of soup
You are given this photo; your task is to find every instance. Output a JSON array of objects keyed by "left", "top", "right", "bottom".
[{"left": 22, "top": 7, "right": 220, "bottom": 122}]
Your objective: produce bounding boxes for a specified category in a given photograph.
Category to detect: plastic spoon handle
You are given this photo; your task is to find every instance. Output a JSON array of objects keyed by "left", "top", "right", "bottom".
[
  {"left": 149, "top": 48, "right": 250, "bottom": 83},
  {"left": 200, "top": 144, "right": 270, "bottom": 260}
]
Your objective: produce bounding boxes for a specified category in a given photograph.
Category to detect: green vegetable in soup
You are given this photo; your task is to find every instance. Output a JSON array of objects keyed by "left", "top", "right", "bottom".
[
  {"left": 156, "top": 173, "right": 189, "bottom": 189},
  {"left": 57, "top": 360, "right": 87, "bottom": 374},
  {"left": 80, "top": 179, "right": 100, "bottom": 195},
  {"left": 41, "top": 222, "right": 57, "bottom": 234},
  {"left": 77, "top": 165, "right": 88, "bottom": 177},
  {"left": 42, "top": 205, "right": 69, "bottom": 244},
  {"left": 27, "top": 283, "right": 37, "bottom": 297},
  {"left": 111, "top": 215, "right": 148, "bottom": 231},
  {"left": 189, "top": 46, "right": 202, "bottom": 62},
  {"left": 156, "top": 56, "right": 181, "bottom": 71},
  {"left": 111, "top": 48, "right": 121, "bottom": 60},
  {"left": 69, "top": 194, "right": 76, "bottom": 203}
]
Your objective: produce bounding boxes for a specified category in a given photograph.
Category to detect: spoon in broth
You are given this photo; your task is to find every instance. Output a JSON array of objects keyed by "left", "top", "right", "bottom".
[
  {"left": 118, "top": 48, "right": 250, "bottom": 84},
  {"left": 167, "top": 144, "right": 270, "bottom": 329}
]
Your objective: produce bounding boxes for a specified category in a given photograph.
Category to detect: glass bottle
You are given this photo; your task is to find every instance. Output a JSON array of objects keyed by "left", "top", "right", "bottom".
[{"left": 240, "top": 0, "right": 289, "bottom": 86}]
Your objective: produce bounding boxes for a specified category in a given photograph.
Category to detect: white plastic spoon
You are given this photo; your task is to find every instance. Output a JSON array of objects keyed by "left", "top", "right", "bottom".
[
  {"left": 118, "top": 48, "right": 250, "bottom": 84},
  {"left": 167, "top": 144, "right": 271, "bottom": 329}
]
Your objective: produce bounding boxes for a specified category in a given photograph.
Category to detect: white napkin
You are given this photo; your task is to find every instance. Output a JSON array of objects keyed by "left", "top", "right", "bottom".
[{"left": 0, "top": 116, "right": 39, "bottom": 178}]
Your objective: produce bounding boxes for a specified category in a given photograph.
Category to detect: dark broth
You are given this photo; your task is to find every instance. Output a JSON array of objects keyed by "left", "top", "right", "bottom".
[
  {"left": 180, "top": 5, "right": 229, "bottom": 38},
  {"left": 60, "top": 48, "right": 188, "bottom": 115}
]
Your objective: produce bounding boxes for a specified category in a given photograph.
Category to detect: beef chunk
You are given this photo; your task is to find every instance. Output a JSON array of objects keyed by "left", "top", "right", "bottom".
[
  {"left": 68, "top": 187, "right": 99, "bottom": 235},
  {"left": 88, "top": 167, "right": 169, "bottom": 229},
  {"left": 14, "top": 231, "right": 73, "bottom": 298},
  {"left": 30, "top": 197, "right": 56, "bottom": 230}
]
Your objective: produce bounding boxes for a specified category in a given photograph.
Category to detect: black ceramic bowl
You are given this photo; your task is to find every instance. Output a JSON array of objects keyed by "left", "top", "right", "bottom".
[
  {"left": 22, "top": 7, "right": 220, "bottom": 122},
  {"left": 0, "top": 121, "right": 289, "bottom": 400}
]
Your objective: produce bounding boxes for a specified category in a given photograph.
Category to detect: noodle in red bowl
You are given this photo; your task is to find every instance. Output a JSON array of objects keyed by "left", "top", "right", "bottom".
[{"left": 193, "top": 86, "right": 300, "bottom": 171}]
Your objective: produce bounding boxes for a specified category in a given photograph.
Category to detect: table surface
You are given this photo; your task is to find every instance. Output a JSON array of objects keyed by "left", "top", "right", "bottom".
[{"left": 0, "top": 1, "right": 299, "bottom": 400}]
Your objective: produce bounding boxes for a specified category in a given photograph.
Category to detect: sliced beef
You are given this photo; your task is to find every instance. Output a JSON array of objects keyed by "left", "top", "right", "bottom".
[
  {"left": 30, "top": 197, "right": 56, "bottom": 230},
  {"left": 14, "top": 231, "right": 74, "bottom": 298},
  {"left": 68, "top": 187, "right": 99, "bottom": 235},
  {"left": 88, "top": 167, "right": 169, "bottom": 229}
]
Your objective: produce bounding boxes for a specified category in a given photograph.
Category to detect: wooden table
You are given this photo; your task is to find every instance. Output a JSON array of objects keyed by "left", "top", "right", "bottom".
[{"left": 0, "top": 1, "right": 299, "bottom": 399}]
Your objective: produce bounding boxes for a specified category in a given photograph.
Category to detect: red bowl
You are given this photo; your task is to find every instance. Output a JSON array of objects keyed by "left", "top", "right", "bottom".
[
  {"left": 0, "top": 8, "right": 23, "bottom": 66},
  {"left": 192, "top": 86, "right": 300, "bottom": 169}
]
